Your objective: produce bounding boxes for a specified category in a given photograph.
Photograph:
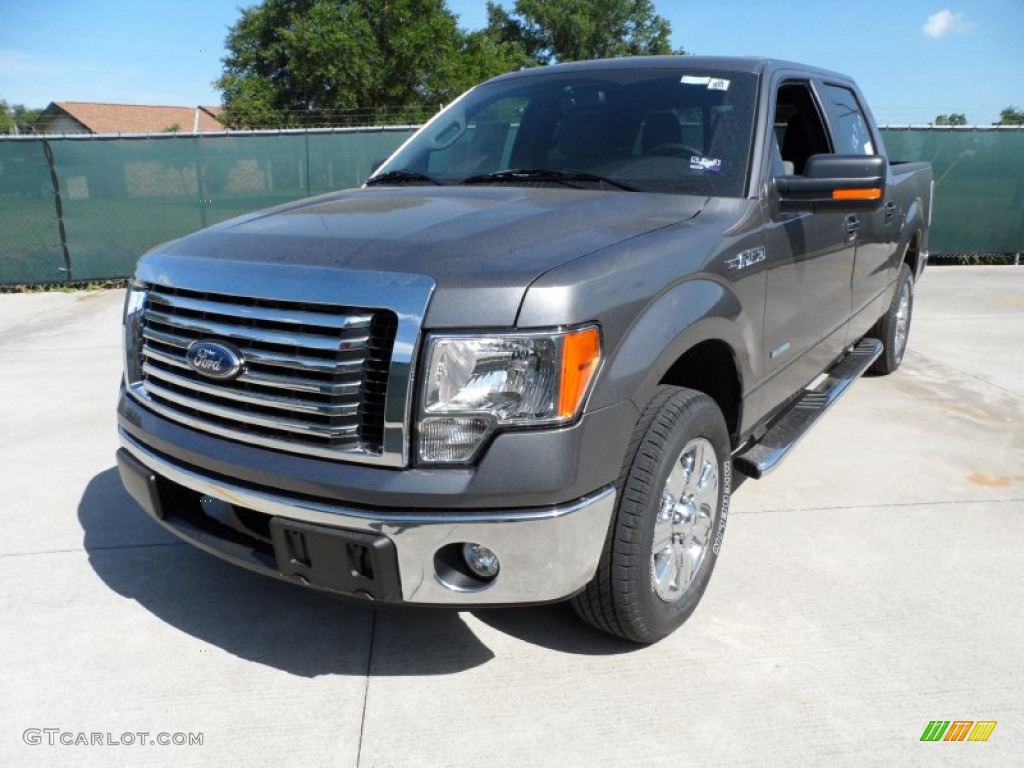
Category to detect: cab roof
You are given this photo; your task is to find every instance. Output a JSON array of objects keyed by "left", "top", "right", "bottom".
[{"left": 490, "top": 56, "right": 851, "bottom": 85}]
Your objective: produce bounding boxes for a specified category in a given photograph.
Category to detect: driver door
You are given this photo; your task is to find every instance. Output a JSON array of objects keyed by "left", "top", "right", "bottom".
[{"left": 759, "top": 80, "right": 857, "bottom": 401}]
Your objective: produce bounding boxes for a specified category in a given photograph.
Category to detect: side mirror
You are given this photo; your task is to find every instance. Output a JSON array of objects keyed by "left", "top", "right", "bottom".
[{"left": 775, "top": 154, "right": 886, "bottom": 213}]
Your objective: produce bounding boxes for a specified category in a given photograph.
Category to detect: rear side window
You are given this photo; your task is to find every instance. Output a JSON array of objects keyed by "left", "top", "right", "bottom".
[{"left": 820, "top": 84, "right": 875, "bottom": 155}]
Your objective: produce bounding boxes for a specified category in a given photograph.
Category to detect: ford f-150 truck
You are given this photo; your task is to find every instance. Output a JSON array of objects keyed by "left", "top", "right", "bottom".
[{"left": 117, "top": 57, "right": 932, "bottom": 643}]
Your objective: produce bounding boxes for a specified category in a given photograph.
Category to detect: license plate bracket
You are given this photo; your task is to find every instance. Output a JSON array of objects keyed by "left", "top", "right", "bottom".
[{"left": 269, "top": 518, "right": 402, "bottom": 601}]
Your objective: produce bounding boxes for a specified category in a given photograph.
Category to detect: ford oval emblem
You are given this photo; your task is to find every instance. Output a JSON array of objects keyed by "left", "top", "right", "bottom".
[{"left": 185, "top": 340, "right": 244, "bottom": 380}]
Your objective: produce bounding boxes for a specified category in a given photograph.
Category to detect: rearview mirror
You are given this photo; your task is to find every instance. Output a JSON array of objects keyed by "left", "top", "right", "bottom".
[{"left": 776, "top": 154, "right": 886, "bottom": 213}]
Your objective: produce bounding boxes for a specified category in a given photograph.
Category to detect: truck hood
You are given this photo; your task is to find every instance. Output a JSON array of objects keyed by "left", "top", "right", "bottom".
[{"left": 155, "top": 186, "right": 705, "bottom": 327}]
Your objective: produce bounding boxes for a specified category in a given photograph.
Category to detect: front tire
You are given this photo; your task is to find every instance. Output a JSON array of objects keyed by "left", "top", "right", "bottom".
[
  {"left": 572, "top": 386, "right": 731, "bottom": 644},
  {"left": 867, "top": 262, "right": 914, "bottom": 375}
]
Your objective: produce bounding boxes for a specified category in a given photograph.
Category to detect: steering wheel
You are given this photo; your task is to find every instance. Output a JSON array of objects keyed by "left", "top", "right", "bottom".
[{"left": 647, "top": 143, "right": 704, "bottom": 158}]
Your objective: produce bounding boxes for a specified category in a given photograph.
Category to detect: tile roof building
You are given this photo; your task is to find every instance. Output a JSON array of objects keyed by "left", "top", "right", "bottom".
[{"left": 34, "top": 102, "right": 225, "bottom": 134}]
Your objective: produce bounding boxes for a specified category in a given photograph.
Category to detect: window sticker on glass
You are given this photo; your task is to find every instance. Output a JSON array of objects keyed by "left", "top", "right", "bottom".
[
  {"left": 690, "top": 156, "right": 723, "bottom": 173},
  {"left": 679, "top": 75, "right": 731, "bottom": 91}
]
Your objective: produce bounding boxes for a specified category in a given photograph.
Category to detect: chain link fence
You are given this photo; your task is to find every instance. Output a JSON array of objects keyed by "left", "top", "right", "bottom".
[{"left": 1, "top": 125, "right": 1022, "bottom": 285}]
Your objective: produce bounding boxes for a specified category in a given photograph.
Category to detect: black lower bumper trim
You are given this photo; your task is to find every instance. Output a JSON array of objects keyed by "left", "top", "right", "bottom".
[{"left": 116, "top": 448, "right": 402, "bottom": 602}]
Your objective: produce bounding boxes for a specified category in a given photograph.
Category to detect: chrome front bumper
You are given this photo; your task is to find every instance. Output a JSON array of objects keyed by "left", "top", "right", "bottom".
[{"left": 118, "top": 432, "right": 615, "bottom": 605}]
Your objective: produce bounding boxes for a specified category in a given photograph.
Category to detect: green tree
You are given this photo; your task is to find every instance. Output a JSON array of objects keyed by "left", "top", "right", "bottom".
[
  {"left": 0, "top": 100, "right": 42, "bottom": 134},
  {"left": 216, "top": 0, "right": 524, "bottom": 129},
  {"left": 11, "top": 104, "right": 42, "bottom": 131},
  {"left": 995, "top": 106, "right": 1024, "bottom": 125},
  {"left": 0, "top": 101, "right": 12, "bottom": 134},
  {"left": 934, "top": 113, "right": 967, "bottom": 126},
  {"left": 451, "top": 29, "right": 536, "bottom": 94},
  {"left": 484, "top": 0, "right": 682, "bottom": 63}
]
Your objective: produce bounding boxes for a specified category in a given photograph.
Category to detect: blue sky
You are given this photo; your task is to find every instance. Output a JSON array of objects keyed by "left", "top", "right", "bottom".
[{"left": 0, "top": 0, "right": 1020, "bottom": 125}]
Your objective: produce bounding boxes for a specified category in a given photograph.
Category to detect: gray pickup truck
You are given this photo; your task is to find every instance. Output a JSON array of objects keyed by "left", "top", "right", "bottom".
[{"left": 117, "top": 56, "right": 932, "bottom": 643}]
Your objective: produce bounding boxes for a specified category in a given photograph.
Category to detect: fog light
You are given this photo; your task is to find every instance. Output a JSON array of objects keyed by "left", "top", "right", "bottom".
[{"left": 462, "top": 543, "right": 500, "bottom": 580}]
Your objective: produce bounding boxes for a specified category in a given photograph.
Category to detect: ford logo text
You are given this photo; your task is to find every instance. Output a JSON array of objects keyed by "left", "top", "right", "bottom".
[{"left": 185, "top": 340, "right": 244, "bottom": 381}]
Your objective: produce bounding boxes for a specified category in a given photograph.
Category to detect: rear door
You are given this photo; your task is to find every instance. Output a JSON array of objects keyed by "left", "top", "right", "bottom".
[{"left": 817, "top": 81, "right": 899, "bottom": 324}]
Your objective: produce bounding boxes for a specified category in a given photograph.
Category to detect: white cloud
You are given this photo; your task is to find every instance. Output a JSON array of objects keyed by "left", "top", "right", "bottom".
[{"left": 922, "top": 10, "right": 975, "bottom": 39}]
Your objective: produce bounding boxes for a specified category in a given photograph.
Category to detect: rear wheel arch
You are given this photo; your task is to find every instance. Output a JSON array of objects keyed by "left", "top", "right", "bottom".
[
  {"left": 867, "top": 261, "right": 914, "bottom": 375},
  {"left": 902, "top": 232, "right": 922, "bottom": 276},
  {"left": 897, "top": 191, "right": 926, "bottom": 277}
]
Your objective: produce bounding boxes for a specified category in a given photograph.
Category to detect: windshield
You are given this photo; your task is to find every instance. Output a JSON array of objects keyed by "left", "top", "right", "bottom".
[{"left": 373, "top": 67, "right": 758, "bottom": 197}]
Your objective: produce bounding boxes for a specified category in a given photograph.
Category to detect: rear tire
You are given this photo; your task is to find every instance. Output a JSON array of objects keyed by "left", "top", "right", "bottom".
[
  {"left": 572, "top": 386, "right": 731, "bottom": 644},
  {"left": 867, "top": 262, "right": 914, "bottom": 375}
]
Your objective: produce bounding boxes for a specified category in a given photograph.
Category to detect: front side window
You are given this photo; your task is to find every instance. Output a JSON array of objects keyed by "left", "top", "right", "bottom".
[
  {"left": 374, "top": 67, "right": 759, "bottom": 197},
  {"left": 773, "top": 81, "right": 831, "bottom": 175}
]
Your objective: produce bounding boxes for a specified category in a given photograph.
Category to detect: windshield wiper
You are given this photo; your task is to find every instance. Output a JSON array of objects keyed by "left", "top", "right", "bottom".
[
  {"left": 365, "top": 169, "right": 443, "bottom": 186},
  {"left": 461, "top": 168, "right": 638, "bottom": 192}
]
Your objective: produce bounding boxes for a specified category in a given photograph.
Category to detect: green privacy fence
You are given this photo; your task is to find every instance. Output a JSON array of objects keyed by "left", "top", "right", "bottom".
[
  {"left": 0, "top": 128, "right": 415, "bottom": 285},
  {"left": 881, "top": 127, "right": 1024, "bottom": 255},
  {"left": 1, "top": 126, "right": 1022, "bottom": 285}
]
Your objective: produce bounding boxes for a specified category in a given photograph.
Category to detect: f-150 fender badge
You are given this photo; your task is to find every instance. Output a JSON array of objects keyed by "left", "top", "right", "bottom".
[
  {"left": 725, "top": 247, "right": 766, "bottom": 271},
  {"left": 185, "top": 340, "right": 244, "bottom": 380}
]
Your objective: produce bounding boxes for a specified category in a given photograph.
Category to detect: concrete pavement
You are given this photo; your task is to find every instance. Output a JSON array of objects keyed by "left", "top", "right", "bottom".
[{"left": 1, "top": 267, "right": 1021, "bottom": 766}]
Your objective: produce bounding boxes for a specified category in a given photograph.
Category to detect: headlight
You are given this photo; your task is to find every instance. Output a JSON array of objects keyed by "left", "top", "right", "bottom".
[
  {"left": 418, "top": 326, "right": 601, "bottom": 463},
  {"left": 123, "top": 279, "right": 148, "bottom": 386}
]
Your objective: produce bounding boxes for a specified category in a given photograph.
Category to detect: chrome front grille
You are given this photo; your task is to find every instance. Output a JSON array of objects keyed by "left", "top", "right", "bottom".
[{"left": 135, "top": 284, "right": 397, "bottom": 461}]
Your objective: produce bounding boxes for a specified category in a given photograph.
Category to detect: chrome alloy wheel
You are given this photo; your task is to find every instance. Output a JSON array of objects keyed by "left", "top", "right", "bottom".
[
  {"left": 650, "top": 437, "right": 719, "bottom": 603},
  {"left": 894, "top": 281, "right": 911, "bottom": 362}
]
